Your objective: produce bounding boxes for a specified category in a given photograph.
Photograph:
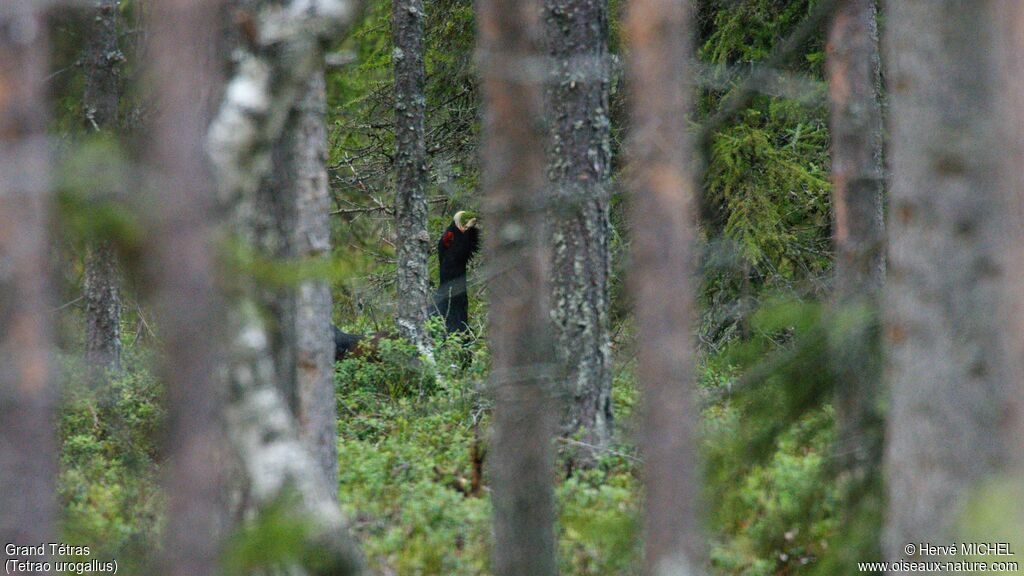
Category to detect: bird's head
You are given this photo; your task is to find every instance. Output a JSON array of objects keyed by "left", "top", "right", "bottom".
[
  {"left": 453, "top": 210, "right": 478, "bottom": 232},
  {"left": 439, "top": 210, "right": 481, "bottom": 266}
]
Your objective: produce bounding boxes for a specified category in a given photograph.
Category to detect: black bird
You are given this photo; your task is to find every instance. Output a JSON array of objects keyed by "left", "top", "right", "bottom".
[
  {"left": 433, "top": 210, "right": 479, "bottom": 334},
  {"left": 334, "top": 211, "right": 480, "bottom": 361}
]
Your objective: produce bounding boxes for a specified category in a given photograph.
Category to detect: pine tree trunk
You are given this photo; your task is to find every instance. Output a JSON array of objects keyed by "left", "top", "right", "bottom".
[
  {"left": 0, "top": 3, "right": 58, "bottom": 563},
  {"left": 882, "top": 0, "right": 1011, "bottom": 564},
  {"left": 996, "top": 0, "right": 1024, "bottom": 475},
  {"left": 477, "top": 0, "right": 557, "bottom": 572},
  {"left": 625, "top": 0, "right": 703, "bottom": 573},
  {"left": 143, "top": 1, "right": 227, "bottom": 573},
  {"left": 825, "top": 0, "right": 884, "bottom": 474},
  {"left": 290, "top": 74, "right": 338, "bottom": 487},
  {"left": 257, "top": 71, "right": 339, "bottom": 487},
  {"left": 84, "top": 242, "right": 121, "bottom": 370},
  {"left": 393, "top": 0, "right": 431, "bottom": 347},
  {"left": 544, "top": 0, "right": 614, "bottom": 463},
  {"left": 82, "top": 0, "right": 120, "bottom": 132},
  {"left": 82, "top": 0, "right": 123, "bottom": 371}
]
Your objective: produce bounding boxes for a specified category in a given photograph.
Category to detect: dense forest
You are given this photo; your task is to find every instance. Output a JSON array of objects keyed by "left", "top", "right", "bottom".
[{"left": 2, "top": 0, "right": 1023, "bottom": 574}]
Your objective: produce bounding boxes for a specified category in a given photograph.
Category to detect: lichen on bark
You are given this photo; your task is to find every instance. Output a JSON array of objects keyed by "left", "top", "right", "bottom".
[
  {"left": 544, "top": 0, "right": 615, "bottom": 462},
  {"left": 82, "top": 0, "right": 124, "bottom": 372},
  {"left": 392, "top": 0, "right": 431, "bottom": 348}
]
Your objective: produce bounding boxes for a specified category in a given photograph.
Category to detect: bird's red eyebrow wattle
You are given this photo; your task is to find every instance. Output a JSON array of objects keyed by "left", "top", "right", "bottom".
[{"left": 442, "top": 230, "right": 455, "bottom": 247}]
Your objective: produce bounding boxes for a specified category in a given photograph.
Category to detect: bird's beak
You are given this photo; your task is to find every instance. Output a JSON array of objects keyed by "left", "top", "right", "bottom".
[{"left": 454, "top": 210, "right": 478, "bottom": 232}]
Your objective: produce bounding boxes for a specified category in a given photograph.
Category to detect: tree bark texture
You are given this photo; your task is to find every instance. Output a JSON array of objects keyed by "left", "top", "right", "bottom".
[
  {"left": 82, "top": 0, "right": 121, "bottom": 133},
  {"left": 882, "top": 0, "right": 1011, "bottom": 566},
  {"left": 142, "top": 1, "right": 228, "bottom": 574},
  {"left": 996, "top": 0, "right": 1024, "bottom": 475},
  {"left": 256, "top": 71, "right": 339, "bottom": 488},
  {"left": 0, "top": 4, "right": 57, "bottom": 569},
  {"left": 393, "top": 0, "right": 431, "bottom": 347},
  {"left": 288, "top": 74, "right": 338, "bottom": 489},
  {"left": 223, "top": 302, "right": 363, "bottom": 575},
  {"left": 84, "top": 243, "right": 122, "bottom": 371},
  {"left": 544, "top": 0, "right": 614, "bottom": 461},
  {"left": 994, "top": 12, "right": 1024, "bottom": 560},
  {"left": 82, "top": 0, "right": 123, "bottom": 371},
  {"left": 825, "top": 0, "right": 885, "bottom": 474},
  {"left": 625, "top": 0, "right": 703, "bottom": 573},
  {"left": 988, "top": 9, "right": 1024, "bottom": 560},
  {"left": 206, "top": 0, "right": 363, "bottom": 572},
  {"left": 477, "top": 0, "right": 558, "bottom": 573}
]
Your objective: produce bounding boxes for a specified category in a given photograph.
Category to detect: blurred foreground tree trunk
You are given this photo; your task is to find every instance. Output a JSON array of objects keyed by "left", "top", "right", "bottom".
[
  {"left": 544, "top": 0, "right": 614, "bottom": 465},
  {"left": 82, "top": 0, "right": 123, "bottom": 372},
  {"left": 393, "top": 0, "right": 431, "bottom": 348},
  {"left": 206, "top": 0, "right": 363, "bottom": 573},
  {"left": 477, "top": 0, "right": 557, "bottom": 573},
  {"left": 882, "top": 0, "right": 1012, "bottom": 564},
  {"left": 625, "top": 0, "right": 703, "bottom": 573},
  {"left": 994, "top": 0, "right": 1024, "bottom": 545},
  {"left": 998, "top": 0, "right": 1024, "bottom": 474},
  {"left": 142, "top": 0, "right": 227, "bottom": 574},
  {"left": 0, "top": 2, "right": 58, "bottom": 565},
  {"left": 258, "top": 72, "right": 338, "bottom": 487},
  {"left": 825, "top": 0, "right": 884, "bottom": 474}
]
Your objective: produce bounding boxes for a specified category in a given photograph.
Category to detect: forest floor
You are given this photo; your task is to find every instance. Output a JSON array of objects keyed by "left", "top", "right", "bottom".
[
  {"left": 328, "top": 321, "right": 839, "bottom": 575},
  {"left": 333, "top": 330, "right": 643, "bottom": 575},
  {"left": 55, "top": 316, "right": 839, "bottom": 575}
]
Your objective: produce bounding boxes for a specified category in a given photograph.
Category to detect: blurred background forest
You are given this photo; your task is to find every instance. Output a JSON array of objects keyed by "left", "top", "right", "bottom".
[{"left": 3, "top": 0, "right": 1024, "bottom": 574}]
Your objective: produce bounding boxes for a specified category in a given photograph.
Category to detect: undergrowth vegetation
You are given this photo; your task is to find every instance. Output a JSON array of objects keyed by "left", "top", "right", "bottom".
[
  {"left": 333, "top": 324, "right": 645, "bottom": 575},
  {"left": 58, "top": 347, "right": 163, "bottom": 575},
  {"left": 54, "top": 306, "right": 849, "bottom": 574},
  {"left": 331, "top": 327, "right": 840, "bottom": 576}
]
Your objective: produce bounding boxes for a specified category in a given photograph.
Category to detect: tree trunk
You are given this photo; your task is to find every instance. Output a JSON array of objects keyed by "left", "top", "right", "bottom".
[
  {"left": 393, "top": 0, "right": 431, "bottom": 348},
  {"left": 206, "top": 0, "right": 363, "bottom": 572},
  {"left": 991, "top": 2, "right": 1024, "bottom": 552},
  {"left": 289, "top": 74, "right": 338, "bottom": 487},
  {"left": 223, "top": 302, "right": 363, "bottom": 576},
  {"left": 82, "top": 0, "right": 120, "bottom": 135},
  {"left": 882, "top": 0, "right": 1011, "bottom": 565},
  {"left": 257, "top": 71, "right": 339, "bottom": 487},
  {"left": 544, "top": 0, "right": 614, "bottom": 464},
  {"left": 997, "top": 0, "right": 1024, "bottom": 475},
  {"left": 825, "top": 0, "right": 885, "bottom": 474},
  {"left": 625, "top": 0, "right": 703, "bottom": 573},
  {"left": 84, "top": 244, "right": 121, "bottom": 370},
  {"left": 477, "top": 0, "right": 557, "bottom": 573},
  {"left": 142, "top": 0, "right": 227, "bottom": 574},
  {"left": 82, "top": 0, "right": 123, "bottom": 372},
  {"left": 0, "top": 3, "right": 57, "bottom": 568}
]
